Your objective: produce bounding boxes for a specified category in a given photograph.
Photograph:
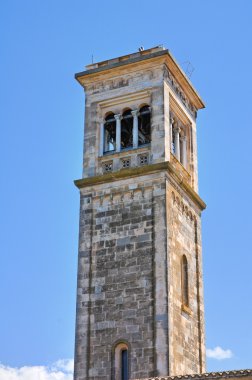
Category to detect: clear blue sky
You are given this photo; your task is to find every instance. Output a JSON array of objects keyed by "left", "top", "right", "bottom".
[{"left": 1, "top": 0, "right": 252, "bottom": 377}]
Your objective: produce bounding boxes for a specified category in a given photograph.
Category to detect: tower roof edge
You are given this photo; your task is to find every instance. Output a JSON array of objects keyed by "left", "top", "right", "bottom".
[{"left": 74, "top": 46, "right": 205, "bottom": 110}]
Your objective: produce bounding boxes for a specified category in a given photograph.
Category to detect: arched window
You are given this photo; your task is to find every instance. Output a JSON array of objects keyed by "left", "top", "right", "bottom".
[
  {"left": 104, "top": 113, "right": 116, "bottom": 153},
  {"left": 181, "top": 255, "right": 189, "bottom": 307},
  {"left": 121, "top": 348, "right": 128, "bottom": 380},
  {"left": 114, "top": 342, "right": 129, "bottom": 380},
  {"left": 138, "top": 105, "right": 151, "bottom": 146},
  {"left": 121, "top": 109, "right": 133, "bottom": 149},
  {"left": 170, "top": 114, "right": 188, "bottom": 168}
]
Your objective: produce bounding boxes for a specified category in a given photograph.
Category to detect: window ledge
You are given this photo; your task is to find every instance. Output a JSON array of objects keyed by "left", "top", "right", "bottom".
[{"left": 100, "top": 145, "right": 151, "bottom": 159}]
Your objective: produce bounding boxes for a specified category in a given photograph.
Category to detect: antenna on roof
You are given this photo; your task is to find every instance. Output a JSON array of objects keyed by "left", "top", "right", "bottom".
[
  {"left": 138, "top": 46, "right": 144, "bottom": 52},
  {"left": 181, "top": 61, "right": 195, "bottom": 79},
  {"left": 91, "top": 54, "right": 94, "bottom": 64}
]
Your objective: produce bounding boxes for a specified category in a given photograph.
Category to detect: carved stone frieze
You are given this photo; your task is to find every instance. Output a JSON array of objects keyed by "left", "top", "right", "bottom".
[
  {"left": 85, "top": 77, "right": 129, "bottom": 94},
  {"left": 85, "top": 69, "right": 157, "bottom": 95},
  {"left": 171, "top": 190, "right": 195, "bottom": 222},
  {"left": 163, "top": 66, "right": 197, "bottom": 119}
]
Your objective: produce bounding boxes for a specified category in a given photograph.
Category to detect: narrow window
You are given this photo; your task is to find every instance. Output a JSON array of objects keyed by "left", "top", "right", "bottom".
[
  {"left": 121, "top": 349, "right": 128, "bottom": 380},
  {"left": 181, "top": 255, "right": 189, "bottom": 307},
  {"left": 114, "top": 342, "right": 129, "bottom": 380},
  {"left": 104, "top": 113, "right": 116, "bottom": 153},
  {"left": 121, "top": 109, "right": 133, "bottom": 150},
  {"left": 138, "top": 105, "right": 151, "bottom": 146}
]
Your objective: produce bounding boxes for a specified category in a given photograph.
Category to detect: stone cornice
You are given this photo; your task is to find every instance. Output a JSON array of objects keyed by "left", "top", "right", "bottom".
[
  {"left": 74, "top": 162, "right": 206, "bottom": 211},
  {"left": 75, "top": 50, "right": 167, "bottom": 80},
  {"left": 132, "top": 369, "right": 252, "bottom": 380},
  {"left": 75, "top": 49, "right": 205, "bottom": 110}
]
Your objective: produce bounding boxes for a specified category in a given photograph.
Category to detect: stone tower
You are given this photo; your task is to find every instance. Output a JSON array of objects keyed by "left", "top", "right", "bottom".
[{"left": 74, "top": 46, "right": 206, "bottom": 380}]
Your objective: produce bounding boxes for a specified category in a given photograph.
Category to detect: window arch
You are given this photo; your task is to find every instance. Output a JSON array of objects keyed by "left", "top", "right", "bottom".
[
  {"left": 121, "top": 109, "right": 133, "bottom": 150},
  {"left": 104, "top": 113, "right": 116, "bottom": 153},
  {"left": 113, "top": 342, "right": 129, "bottom": 380},
  {"left": 101, "top": 105, "right": 151, "bottom": 156},
  {"left": 181, "top": 255, "right": 189, "bottom": 307},
  {"left": 138, "top": 105, "right": 151, "bottom": 146},
  {"left": 170, "top": 114, "right": 189, "bottom": 169}
]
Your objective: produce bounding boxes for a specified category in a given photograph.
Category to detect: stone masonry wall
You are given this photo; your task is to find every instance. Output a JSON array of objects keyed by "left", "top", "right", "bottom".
[
  {"left": 74, "top": 171, "right": 205, "bottom": 380},
  {"left": 167, "top": 183, "right": 205, "bottom": 375},
  {"left": 75, "top": 176, "right": 165, "bottom": 380}
]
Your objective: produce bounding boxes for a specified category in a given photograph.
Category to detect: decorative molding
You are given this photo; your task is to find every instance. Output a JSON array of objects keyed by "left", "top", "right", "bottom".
[
  {"left": 82, "top": 68, "right": 157, "bottom": 95},
  {"left": 171, "top": 191, "right": 194, "bottom": 222},
  {"left": 121, "top": 157, "right": 131, "bottom": 169},
  {"left": 170, "top": 98, "right": 192, "bottom": 128},
  {"left": 74, "top": 162, "right": 206, "bottom": 211},
  {"left": 138, "top": 153, "right": 149, "bottom": 166},
  {"left": 98, "top": 89, "right": 150, "bottom": 109},
  {"left": 85, "top": 77, "right": 129, "bottom": 94},
  {"left": 164, "top": 66, "right": 197, "bottom": 119},
  {"left": 91, "top": 186, "right": 153, "bottom": 207},
  {"left": 99, "top": 145, "right": 150, "bottom": 160},
  {"left": 102, "top": 160, "right": 113, "bottom": 173}
]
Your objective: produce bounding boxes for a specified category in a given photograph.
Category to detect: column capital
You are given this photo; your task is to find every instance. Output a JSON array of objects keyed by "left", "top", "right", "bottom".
[
  {"left": 131, "top": 109, "right": 139, "bottom": 117},
  {"left": 180, "top": 134, "right": 187, "bottom": 141},
  {"left": 174, "top": 125, "right": 181, "bottom": 134},
  {"left": 114, "top": 114, "right": 122, "bottom": 120}
]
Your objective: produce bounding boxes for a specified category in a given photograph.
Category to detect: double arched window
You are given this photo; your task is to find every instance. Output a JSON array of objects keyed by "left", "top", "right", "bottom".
[
  {"left": 101, "top": 105, "right": 151, "bottom": 155},
  {"left": 181, "top": 255, "right": 189, "bottom": 307},
  {"left": 170, "top": 114, "right": 188, "bottom": 169}
]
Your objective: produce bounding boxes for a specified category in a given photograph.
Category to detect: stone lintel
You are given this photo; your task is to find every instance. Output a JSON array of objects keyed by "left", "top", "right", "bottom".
[{"left": 74, "top": 161, "right": 206, "bottom": 211}]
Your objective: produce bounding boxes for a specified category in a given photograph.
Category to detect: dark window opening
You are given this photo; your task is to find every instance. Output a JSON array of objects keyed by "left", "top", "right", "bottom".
[
  {"left": 172, "top": 127, "right": 175, "bottom": 154},
  {"left": 121, "top": 349, "right": 128, "bottom": 380},
  {"left": 121, "top": 110, "right": 133, "bottom": 150},
  {"left": 182, "top": 255, "right": 189, "bottom": 306},
  {"left": 104, "top": 114, "right": 116, "bottom": 153},
  {"left": 138, "top": 105, "right": 151, "bottom": 146}
]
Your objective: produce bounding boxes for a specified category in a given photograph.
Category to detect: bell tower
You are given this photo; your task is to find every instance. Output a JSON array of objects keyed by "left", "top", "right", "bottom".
[{"left": 74, "top": 46, "right": 206, "bottom": 380}]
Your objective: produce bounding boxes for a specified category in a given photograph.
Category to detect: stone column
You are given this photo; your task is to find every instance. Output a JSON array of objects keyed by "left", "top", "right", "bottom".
[
  {"left": 114, "top": 114, "right": 121, "bottom": 152},
  {"left": 131, "top": 109, "right": 139, "bottom": 149},
  {"left": 170, "top": 115, "right": 174, "bottom": 153},
  {"left": 99, "top": 122, "right": 104, "bottom": 156},
  {"left": 174, "top": 125, "right": 181, "bottom": 161},
  {"left": 181, "top": 135, "right": 187, "bottom": 168}
]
